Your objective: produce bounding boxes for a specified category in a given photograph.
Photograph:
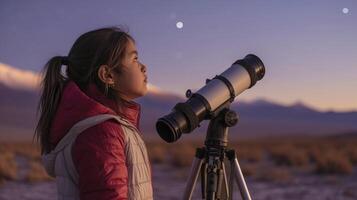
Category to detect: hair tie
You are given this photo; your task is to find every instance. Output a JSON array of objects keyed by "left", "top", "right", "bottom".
[{"left": 61, "top": 56, "right": 70, "bottom": 66}]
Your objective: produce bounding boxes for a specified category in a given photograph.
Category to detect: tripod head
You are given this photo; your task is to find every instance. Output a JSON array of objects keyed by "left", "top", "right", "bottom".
[{"left": 205, "top": 105, "right": 238, "bottom": 149}]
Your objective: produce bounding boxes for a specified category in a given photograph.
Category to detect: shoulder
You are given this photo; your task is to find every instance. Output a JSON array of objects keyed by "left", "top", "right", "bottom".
[{"left": 74, "top": 119, "right": 126, "bottom": 152}]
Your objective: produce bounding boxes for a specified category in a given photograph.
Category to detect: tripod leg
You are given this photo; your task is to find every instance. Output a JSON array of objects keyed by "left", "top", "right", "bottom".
[
  {"left": 200, "top": 163, "right": 207, "bottom": 199},
  {"left": 232, "top": 158, "right": 252, "bottom": 200},
  {"left": 206, "top": 156, "right": 218, "bottom": 200},
  {"left": 216, "top": 166, "right": 224, "bottom": 199},
  {"left": 183, "top": 148, "right": 205, "bottom": 200},
  {"left": 221, "top": 161, "right": 229, "bottom": 199},
  {"left": 229, "top": 160, "right": 234, "bottom": 200},
  {"left": 226, "top": 149, "right": 252, "bottom": 200}
]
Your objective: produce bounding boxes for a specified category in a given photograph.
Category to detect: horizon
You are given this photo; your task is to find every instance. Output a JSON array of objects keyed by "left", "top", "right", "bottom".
[
  {"left": 1, "top": 61, "right": 356, "bottom": 113},
  {"left": 1, "top": 1, "right": 356, "bottom": 112}
]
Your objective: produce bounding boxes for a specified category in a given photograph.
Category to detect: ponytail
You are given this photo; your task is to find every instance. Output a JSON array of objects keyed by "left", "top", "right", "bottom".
[
  {"left": 34, "top": 27, "right": 134, "bottom": 154},
  {"left": 35, "top": 56, "right": 67, "bottom": 154}
]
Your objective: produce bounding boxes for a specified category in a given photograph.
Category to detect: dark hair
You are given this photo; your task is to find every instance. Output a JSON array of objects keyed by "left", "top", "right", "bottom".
[{"left": 35, "top": 27, "right": 134, "bottom": 154}]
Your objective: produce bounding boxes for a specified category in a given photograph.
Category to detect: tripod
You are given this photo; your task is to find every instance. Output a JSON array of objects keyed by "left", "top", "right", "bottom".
[{"left": 183, "top": 107, "right": 252, "bottom": 200}]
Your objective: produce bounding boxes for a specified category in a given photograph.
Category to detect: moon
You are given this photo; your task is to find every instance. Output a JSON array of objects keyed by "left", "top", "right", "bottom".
[{"left": 176, "top": 21, "right": 184, "bottom": 29}]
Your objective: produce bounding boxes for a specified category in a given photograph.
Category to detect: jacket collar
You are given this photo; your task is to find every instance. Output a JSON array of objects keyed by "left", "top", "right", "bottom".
[
  {"left": 50, "top": 80, "right": 141, "bottom": 146},
  {"left": 85, "top": 82, "right": 141, "bottom": 128}
]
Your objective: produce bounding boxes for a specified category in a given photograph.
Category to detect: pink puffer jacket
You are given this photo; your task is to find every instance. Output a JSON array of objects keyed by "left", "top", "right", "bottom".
[{"left": 49, "top": 80, "right": 150, "bottom": 199}]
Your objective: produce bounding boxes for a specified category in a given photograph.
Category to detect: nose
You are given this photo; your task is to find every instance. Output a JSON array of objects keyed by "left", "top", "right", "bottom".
[{"left": 140, "top": 62, "right": 147, "bottom": 73}]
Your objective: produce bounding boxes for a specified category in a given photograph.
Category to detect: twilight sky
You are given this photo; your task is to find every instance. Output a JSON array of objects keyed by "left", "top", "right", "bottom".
[{"left": 0, "top": 0, "right": 356, "bottom": 112}]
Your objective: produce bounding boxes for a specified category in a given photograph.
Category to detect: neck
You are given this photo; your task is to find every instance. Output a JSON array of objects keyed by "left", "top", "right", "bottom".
[{"left": 116, "top": 94, "right": 133, "bottom": 104}]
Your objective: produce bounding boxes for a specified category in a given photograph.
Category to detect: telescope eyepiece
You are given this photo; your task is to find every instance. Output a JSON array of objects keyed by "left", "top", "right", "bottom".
[{"left": 245, "top": 54, "right": 265, "bottom": 80}]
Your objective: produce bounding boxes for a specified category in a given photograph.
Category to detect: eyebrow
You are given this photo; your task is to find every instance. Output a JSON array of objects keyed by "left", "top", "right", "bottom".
[{"left": 128, "top": 50, "right": 138, "bottom": 56}]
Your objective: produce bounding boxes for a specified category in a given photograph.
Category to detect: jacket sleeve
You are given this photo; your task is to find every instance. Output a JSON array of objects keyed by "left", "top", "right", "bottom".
[{"left": 72, "top": 120, "right": 128, "bottom": 200}]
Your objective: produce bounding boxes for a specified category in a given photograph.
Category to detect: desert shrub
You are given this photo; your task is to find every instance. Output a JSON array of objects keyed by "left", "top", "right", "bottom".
[
  {"left": 306, "top": 146, "right": 323, "bottom": 163},
  {"left": 147, "top": 145, "right": 167, "bottom": 164},
  {"left": 0, "top": 151, "right": 17, "bottom": 183},
  {"left": 343, "top": 145, "right": 357, "bottom": 165},
  {"left": 315, "top": 151, "right": 353, "bottom": 175},
  {"left": 269, "top": 144, "right": 309, "bottom": 167},
  {"left": 0, "top": 142, "right": 41, "bottom": 161},
  {"left": 169, "top": 143, "right": 196, "bottom": 168},
  {"left": 12, "top": 143, "right": 41, "bottom": 161},
  {"left": 235, "top": 146, "right": 263, "bottom": 163},
  {"left": 240, "top": 163, "right": 258, "bottom": 177},
  {"left": 25, "top": 160, "right": 52, "bottom": 182},
  {"left": 254, "top": 167, "right": 292, "bottom": 183}
]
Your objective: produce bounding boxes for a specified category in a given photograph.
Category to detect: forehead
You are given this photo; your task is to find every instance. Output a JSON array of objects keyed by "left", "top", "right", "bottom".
[{"left": 125, "top": 39, "right": 137, "bottom": 55}]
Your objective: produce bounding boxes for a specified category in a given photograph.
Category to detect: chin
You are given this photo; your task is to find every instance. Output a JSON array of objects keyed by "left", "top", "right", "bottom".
[
  {"left": 135, "top": 88, "right": 148, "bottom": 98},
  {"left": 141, "top": 88, "right": 148, "bottom": 96},
  {"left": 142, "top": 84, "right": 148, "bottom": 94}
]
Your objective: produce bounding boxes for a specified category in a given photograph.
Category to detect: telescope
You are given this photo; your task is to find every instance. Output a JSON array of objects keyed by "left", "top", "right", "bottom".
[{"left": 156, "top": 54, "right": 265, "bottom": 143}]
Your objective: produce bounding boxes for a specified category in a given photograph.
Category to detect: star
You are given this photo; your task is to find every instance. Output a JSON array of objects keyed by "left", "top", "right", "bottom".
[{"left": 342, "top": 8, "right": 349, "bottom": 14}]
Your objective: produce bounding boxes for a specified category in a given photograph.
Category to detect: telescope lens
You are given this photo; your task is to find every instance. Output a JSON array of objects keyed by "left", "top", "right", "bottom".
[{"left": 156, "top": 117, "right": 182, "bottom": 143}]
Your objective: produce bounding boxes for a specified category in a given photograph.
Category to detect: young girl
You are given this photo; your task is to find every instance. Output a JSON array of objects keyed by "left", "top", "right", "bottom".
[{"left": 35, "top": 27, "right": 153, "bottom": 200}]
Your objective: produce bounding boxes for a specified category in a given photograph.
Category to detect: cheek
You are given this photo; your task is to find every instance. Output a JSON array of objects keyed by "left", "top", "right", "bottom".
[
  {"left": 117, "top": 70, "right": 145, "bottom": 94},
  {"left": 128, "top": 69, "right": 144, "bottom": 86}
]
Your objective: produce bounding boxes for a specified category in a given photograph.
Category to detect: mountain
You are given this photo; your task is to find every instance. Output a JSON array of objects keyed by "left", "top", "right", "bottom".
[
  {"left": 1, "top": 63, "right": 357, "bottom": 141},
  {"left": 230, "top": 99, "right": 357, "bottom": 138},
  {"left": 0, "top": 82, "right": 40, "bottom": 141},
  {"left": 139, "top": 96, "right": 357, "bottom": 141}
]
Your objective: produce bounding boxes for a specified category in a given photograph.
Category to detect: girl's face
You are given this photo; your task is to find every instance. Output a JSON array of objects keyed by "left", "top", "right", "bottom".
[{"left": 111, "top": 39, "right": 148, "bottom": 101}]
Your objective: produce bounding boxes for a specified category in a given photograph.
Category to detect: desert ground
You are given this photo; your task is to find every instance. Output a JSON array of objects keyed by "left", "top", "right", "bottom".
[{"left": 1, "top": 136, "right": 357, "bottom": 200}]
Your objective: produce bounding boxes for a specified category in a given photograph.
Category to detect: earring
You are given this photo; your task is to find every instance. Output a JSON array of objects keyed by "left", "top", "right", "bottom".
[{"left": 105, "top": 83, "right": 109, "bottom": 96}]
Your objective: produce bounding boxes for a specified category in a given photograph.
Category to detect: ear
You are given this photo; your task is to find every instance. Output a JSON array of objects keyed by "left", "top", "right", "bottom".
[{"left": 97, "top": 65, "right": 115, "bottom": 84}]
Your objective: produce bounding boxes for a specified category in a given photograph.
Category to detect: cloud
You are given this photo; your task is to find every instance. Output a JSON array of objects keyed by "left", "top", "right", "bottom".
[{"left": 0, "top": 63, "right": 40, "bottom": 91}]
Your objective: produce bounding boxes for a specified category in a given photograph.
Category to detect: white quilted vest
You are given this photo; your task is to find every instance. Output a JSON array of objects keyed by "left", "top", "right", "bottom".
[{"left": 42, "top": 114, "right": 153, "bottom": 200}]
